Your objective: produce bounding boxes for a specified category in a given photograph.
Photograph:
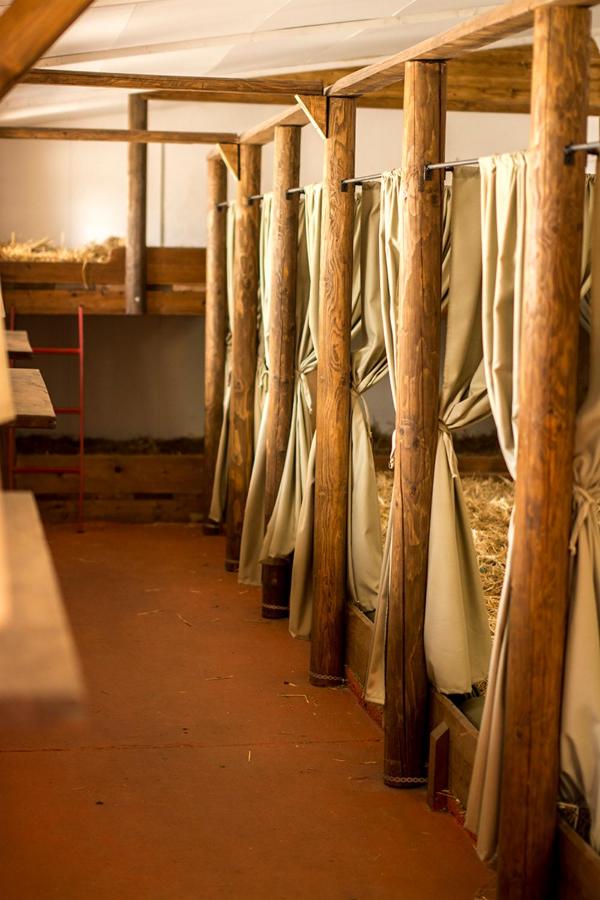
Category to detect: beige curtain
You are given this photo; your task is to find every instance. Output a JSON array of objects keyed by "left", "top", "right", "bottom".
[
  {"left": 238, "top": 195, "right": 274, "bottom": 584},
  {"left": 258, "top": 185, "right": 321, "bottom": 622},
  {"left": 366, "top": 173, "right": 452, "bottom": 704},
  {"left": 425, "top": 168, "right": 492, "bottom": 695},
  {"left": 208, "top": 202, "right": 236, "bottom": 525},
  {"left": 0, "top": 314, "right": 15, "bottom": 624},
  {"left": 465, "top": 152, "right": 526, "bottom": 862},
  {"left": 347, "top": 183, "right": 388, "bottom": 614}
]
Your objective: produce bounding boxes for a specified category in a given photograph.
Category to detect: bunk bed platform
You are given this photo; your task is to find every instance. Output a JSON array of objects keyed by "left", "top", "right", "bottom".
[
  {"left": 6, "top": 330, "right": 33, "bottom": 358},
  {"left": 9, "top": 368, "right": 56, "bottom": 428},
  {"left": 0, "top": 247, "right": 206, "bottom": 315},
  {"left": 0, "top": 491, "right": 84, "bottom": 724}
]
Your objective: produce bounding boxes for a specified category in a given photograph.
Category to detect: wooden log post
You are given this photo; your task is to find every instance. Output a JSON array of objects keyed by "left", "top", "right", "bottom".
[
  {"left": 385, "top": 61, "right": 446, "bottom": 786},
  {"left": 204, "top": 155, "right": 228, "bottom": 532},
  {"left": 309, "top": 97, "right": 356, "bottom": 687},
  {"left": 225, "top": 144, "right": 261, "bottom": 571},
  {"left": 125, "top": 94, "right": 148, "bottom": 315},
  {"left": 261, "top": 125, "right": 302, "bottom": 618},
  {"left": 497, "top": 8, "right": 590, "bottom": 898}
]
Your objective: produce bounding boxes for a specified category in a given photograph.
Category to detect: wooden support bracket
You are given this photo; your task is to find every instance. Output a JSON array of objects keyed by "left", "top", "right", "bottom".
[
  {"left": 295, "top": 95, "right": 328, "bottom": 139},
  {"left": 427, "top": 722, "right": 450, "bottom": 811},
  {"left": 217, "top": 143, "right": 240, "bottom": 180}
]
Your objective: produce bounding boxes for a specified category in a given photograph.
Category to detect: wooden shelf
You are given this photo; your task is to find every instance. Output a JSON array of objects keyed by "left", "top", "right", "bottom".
[
  {"left": 9, "top": 368, "right": 55, "bottom": 428},
  {"left": 0, "top": 491, "right": 84, "bottom": 724},
  {"left": 6, "top": 330, "right": 32, "bottom": 359}
]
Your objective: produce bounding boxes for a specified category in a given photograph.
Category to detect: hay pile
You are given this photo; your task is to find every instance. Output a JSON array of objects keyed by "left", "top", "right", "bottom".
[
  {"left": 376, "top": 469, "right": 514, "bottom": 635},
  {"left": 0, "top": 235, "right": 124, "bottom": 263}
]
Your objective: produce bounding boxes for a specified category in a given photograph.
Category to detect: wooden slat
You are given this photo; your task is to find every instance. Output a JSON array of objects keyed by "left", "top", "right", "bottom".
[
  {"left": 6, "top": 330, "right": 32, "bottom": 358},
  {"left": 0, "top": 490, "right": 84, "bottom": 723},
  {"left": 23, "top": 68, "right": 324, "bottom": 95},
  {"left": 557, "top": 820, "right": 600, "bottom": 900},
  {"left": 239, "top": 105, "right": 308, "bottom": 145},
  {"left": 327, "top": 0, "right": 600, "bottom": 97},
  {"left": 9, "top": 368, "right": 56, "bottom": 428},
  {"left": 0, "top": 127, "right": 238, "bottom": 144},
  {"left": 146, "top": 247, "right": 205, "bottom": 284},
  {"left": 0, "top": 0, "right": 94, "bottom": 101},
  {"left": 1, "top": 288, "right": 205, "bottom": 315}
]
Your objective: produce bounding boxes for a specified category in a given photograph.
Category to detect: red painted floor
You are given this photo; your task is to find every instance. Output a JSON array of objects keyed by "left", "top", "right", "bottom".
[{"left": 0, "top": 523, "right": 490, "bottom": 899}]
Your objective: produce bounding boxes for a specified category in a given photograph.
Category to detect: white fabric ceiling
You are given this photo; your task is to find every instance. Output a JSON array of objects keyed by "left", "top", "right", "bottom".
[{"left": 1, "top": 0, "right": 599, "bottom": 123}]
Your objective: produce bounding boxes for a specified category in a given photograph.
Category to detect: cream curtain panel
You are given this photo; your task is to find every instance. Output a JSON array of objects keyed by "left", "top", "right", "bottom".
[
  {"left": 466, "top": 155, "right": 598, "bottom": 860},
  {"left": 208, "top": 202, "right": 236, "bottom": 525},
  {"left": 0, "top": 313, "right": 13, "bottom": 625},
  {"left": 425, "top": 168, "right": 493, "bottom": 695},
  {"left": 286, "top": 189, "right": 364, "bottom": 638},
  {"left": 561, "top": 167, "right": 600, "bottom": 853},
  {"left": 257, "top": 186, "right": 321, "bottom": 612},
  {"left": 238, "top": 195, "right": 275, "bottom": 584},
  {"left": 366, "top": 175, "right": 458, "bottom": 704}
]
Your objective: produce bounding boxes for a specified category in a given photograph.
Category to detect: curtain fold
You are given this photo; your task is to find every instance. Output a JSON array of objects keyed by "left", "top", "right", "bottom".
[
  {"left": 258, "top": 186, "right": 321, "bottom": 613},
  {"left": 238, "top": 195, "right": 274, "bottom": 584},
  {"left": 424, "top": 168, "right": 492, "bottom": 695},
  {"left": 208, "top": 202, "right": 236, "bottom": 525}
]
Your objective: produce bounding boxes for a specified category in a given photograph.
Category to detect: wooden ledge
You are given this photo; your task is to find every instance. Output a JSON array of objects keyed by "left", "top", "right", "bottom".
[
  {"left": 0, "top": 491, "right": 84, "bottom": 724},
  {"left": 9, "top": 369, "right": 56, "bottom": 429},
  {"left": 6, "top": 330, "right": 32, "bottom": 359}
]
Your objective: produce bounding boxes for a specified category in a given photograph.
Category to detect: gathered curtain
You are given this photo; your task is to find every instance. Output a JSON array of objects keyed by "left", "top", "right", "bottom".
[
  {"left": 466, "top": 154, "right": 598, "bottom": 861},
  {"left": 208, "top": 202, "right": 236, "bottom": 525},
  {"left": 238, "top": 195, "right": 275, "bottom": 583},
  {"left": 424, "top": 167, "right": 493, "bottom": 695}
]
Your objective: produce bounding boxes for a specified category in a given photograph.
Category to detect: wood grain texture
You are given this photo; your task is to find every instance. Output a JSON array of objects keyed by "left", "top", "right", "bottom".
[
  {"left": 126, "top": 95, "right": 147, "bottom": 315},
  {"left": 23, "top": 67, "right": 323, "bottom": 95},
  {"left": 239, "top": 106, "right": 308, "bottom": 145},
  {"left": 0, "top": 126, "right": 238, "bottom": 144},
  {"left": 385, "top": 61, "right": 445, "bottom": 787},
  {"left": 144, "top": 48, "right": 600, "bottom": 115},
  {"left": 0, "top": 0, "right": 94, "bottom": 101},
  {"left": 9, "top": 368, "right": 56, "bottom": 428},
  {"left": 295, "top": 95, "right": 328, "bottom": 138},
  {"left": 309, "top": 97, "right": 356, "bottom": 687},
  {"left": 225, "top": 144, "right": 261, "bottom": 570},
  {"left": 6, "top": 330, "right": 33, "bottom": 358},
  {"left": 204, "top": 157, "right": 228, "bottom": 517},
  {"left": 217, "top": 143, "right": 240, "bottom": 180},
  {"left": 261, "top": 125, "right": 301, "bottom": 618},
  {"left": 0, "top": 490, "right": 84, "bottom": 723},
  {"left": 497, "top": 8, "right": 591, "bottom": 899},
  {"left": 326, "top": 0, "right": 600, "bottom": 97}
]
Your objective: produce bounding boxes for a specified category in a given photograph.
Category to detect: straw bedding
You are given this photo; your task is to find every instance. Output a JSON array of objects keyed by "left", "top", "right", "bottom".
[
  {"left": 376, "top": 469, "right": 514, "bottom": 635},
  {"left": 0, "top": 235, "right": 123, "bottom": 263}
]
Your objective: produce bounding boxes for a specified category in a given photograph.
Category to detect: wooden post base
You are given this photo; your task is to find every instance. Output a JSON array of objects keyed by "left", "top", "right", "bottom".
[
  {"left": 224, "top": 559, "right": 239, "bottom": 573},
  {"left": 261, "top": 557, "right": 291, "bottom": 618},
  {"left": 309, "top": 672, "right": 345, "bottom": 688},
  {"left": 202, "top": 521, "right": 222, "bottom": 536}
]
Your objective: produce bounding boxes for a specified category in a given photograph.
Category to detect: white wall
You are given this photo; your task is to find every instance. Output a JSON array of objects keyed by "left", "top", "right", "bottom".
[{"left": 0, "top": 103, "right": 583, "bottom": 440}]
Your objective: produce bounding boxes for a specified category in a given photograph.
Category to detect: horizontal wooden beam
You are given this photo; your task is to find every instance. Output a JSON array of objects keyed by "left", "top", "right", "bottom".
[
  {"left": 239, "top": 105, "right": 308, "bottom": 145},
  {"left": 0, "top": 126, "right": 238, "bottom": 144},
  {"left": 23, "top": 67, "right": 324, "bottom": 95},
  {"left": 0, "top": 0, "right": 94, "bottom": 101},
  {"left": 327, "top": 0, "right": 600, "bottom": 96}
]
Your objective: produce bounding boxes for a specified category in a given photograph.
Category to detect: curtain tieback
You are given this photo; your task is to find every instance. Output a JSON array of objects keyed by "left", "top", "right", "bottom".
[
  {"left": 569, "top": 484, "right": 600, "bottom": 554},
  {"left": 350, "top": 385, "right": 372, "bottom": 439},
  {"left": 438, "top": 421, "right": 459, "bottom": 479},
  {"left": 297, "top": 370, "right": 313, "bottom": 413}
]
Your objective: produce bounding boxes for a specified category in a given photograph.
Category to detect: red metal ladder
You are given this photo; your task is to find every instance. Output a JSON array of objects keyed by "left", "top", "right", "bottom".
[{"left": 8, "top": 306, "right": 85, "bottom": 532}]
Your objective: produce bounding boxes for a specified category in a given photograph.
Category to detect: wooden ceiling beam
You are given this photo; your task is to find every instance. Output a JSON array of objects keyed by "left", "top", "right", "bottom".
[
  {"left": 327, "top": 0, "right": 600, "bottom": 97},
  {"left": 239, "top": 105, "right": 308, "bottom": 145},
  {"left": 0, "top": 126, "right": 238, "bottom": 144},
  {"left": 23, "top": 67, "right": 324, "bottom": 95},
  {"left": 0, "top": 0, "right": 94, "bottom": 101}
]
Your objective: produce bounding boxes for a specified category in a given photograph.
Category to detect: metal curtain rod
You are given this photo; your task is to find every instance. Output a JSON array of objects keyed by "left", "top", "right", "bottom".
[
  {"left": 286, "top": 186, "right": 305, "bottom": 197},
  {"left": 341, "top": 173, "right": 382, "bottom": 192},
  {"left": 423, "top": 158, "right": 479, "bottom": 180},
  {"left": 247, "top": 193, "right": 264, "bottom": 206},
  {"left": 564, "top": 141, "right": 600, "bottom": 164},
  {"left": 216, "top": 200, "right": 229, "bottom": 210}
]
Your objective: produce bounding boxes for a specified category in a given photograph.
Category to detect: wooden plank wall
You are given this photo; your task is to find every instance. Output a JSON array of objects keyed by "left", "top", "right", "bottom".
[{"left": 0, "top": 247, "right": 206, "bottom": 314}]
